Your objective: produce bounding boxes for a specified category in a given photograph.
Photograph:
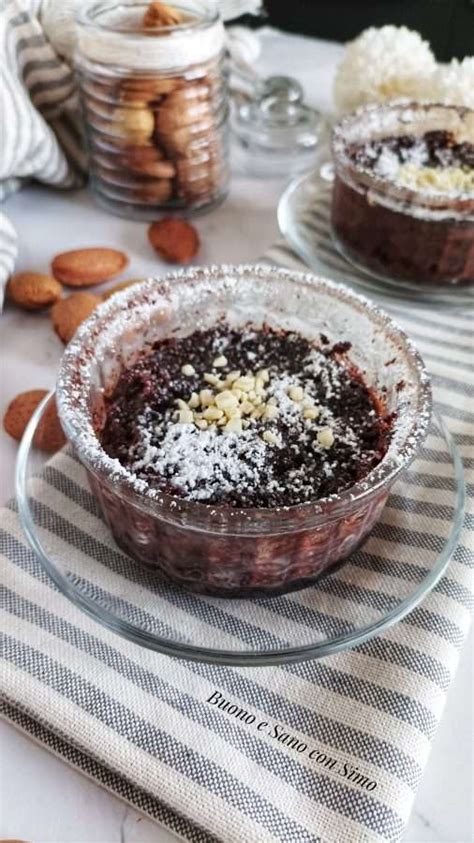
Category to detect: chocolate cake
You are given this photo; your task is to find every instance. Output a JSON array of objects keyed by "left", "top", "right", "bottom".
[
  {"left": 331, "top": 105, "right": 474, "bottom": 286},
  {"left": 101, "top": 324, "right": 393, "bottom": 508}
]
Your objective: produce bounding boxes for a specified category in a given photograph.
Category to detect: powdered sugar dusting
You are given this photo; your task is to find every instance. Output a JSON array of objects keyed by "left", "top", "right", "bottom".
[{"left": 132, "top": 421, "right": 268, "bottom": 501}]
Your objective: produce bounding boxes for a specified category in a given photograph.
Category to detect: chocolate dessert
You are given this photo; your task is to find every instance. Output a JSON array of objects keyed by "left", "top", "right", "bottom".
[
  {"left": 102, "top": 324, "right": 393, "bottom": 508},
  {"left": 331, "top": 105, "right": 474, "bottom": 286},
  {"left": 57, "top": 265, "right": 431, "bottom": 596}
]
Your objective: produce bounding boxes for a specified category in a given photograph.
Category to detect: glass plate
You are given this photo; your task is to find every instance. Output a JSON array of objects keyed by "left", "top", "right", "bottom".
[
  {"left": 278, "top": 167, "right": 474, "bottom": 308},
  {"left": 16, "top": 394, "right": 465, "bottom": 666}
]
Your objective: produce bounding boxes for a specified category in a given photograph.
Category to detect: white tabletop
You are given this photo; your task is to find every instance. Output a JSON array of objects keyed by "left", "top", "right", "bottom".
[{"left": 1, "top": 27, "right": 472, "bottom": 843}]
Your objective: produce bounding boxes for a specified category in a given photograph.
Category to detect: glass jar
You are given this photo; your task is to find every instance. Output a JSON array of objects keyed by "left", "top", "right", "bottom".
[
  {"left": 56, "top": 266, "right": 431, "bottom": 598},
  {"left": 76, "top": 1, "right": 230, "bottom": 219},
  {"left": 331, "top": 102, "right": 474, "bottom": 286}
]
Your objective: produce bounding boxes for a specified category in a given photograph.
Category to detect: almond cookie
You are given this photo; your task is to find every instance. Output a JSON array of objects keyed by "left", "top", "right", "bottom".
[
  {"left": 123, "top": 145, "right": 176, "bottom": 178},
  {"left": 7, "top": 272, "right": 62, "bottom": 311},
  {"left": 148, "top": 218, "right": 200, "bottom": 263},
  {"left": 156, "top": 87, "right": 211, "bottom": 133},
  {"left": 133, "top": 179, "right": 173, "bottom": 203},
  {"left": 51, "top": 248, "right": 128, "bottom": 287},
  {"left": 51, "top": 292, "right": 101, "bottom": 343},
  {"left": 120, "top": 76, "right": 179, "bottom": 102},
  {"left": 155, "top": 86, "right": 212, "bottom": 154},
  {"left": 3, "top": 390, "right": 66, "bottom": 451}
]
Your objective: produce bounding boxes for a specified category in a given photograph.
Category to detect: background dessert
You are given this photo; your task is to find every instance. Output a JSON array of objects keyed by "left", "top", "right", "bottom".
[
  {"left": 56, "top": 266, "right": 431, "bottom": 597},
  {"left": 331, "top": 102, "right": 474, "bottom": 286}
]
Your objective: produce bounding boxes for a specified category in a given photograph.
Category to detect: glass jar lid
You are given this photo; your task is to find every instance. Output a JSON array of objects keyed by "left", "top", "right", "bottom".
[{"left": 232, "top": 75, "right": 324, "bottom": 177}]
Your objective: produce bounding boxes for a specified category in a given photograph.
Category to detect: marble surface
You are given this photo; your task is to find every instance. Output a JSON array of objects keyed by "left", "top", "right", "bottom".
[{"left": 1, "top": 27, "right": 472, "bottom": 843}]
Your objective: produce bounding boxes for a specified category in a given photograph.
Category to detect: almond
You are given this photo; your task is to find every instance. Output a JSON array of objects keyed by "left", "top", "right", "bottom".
[
  {"left": 51, "top": 248, "right": 128, "bottom": 287},
  {"left": 148, "top": 218, "right": 200, "bottom": 263},
  {"left": 7, "top": 272, "right": 62, "bottom": 310},
  {"left": 3, "top": 390, "right": 66, "bottom": 452},
  {"left": 143, "top": 1, "right": 183, "bottom": 28},
  {"left": 51, "top": 292, "right": 101, "bottom": 344}
]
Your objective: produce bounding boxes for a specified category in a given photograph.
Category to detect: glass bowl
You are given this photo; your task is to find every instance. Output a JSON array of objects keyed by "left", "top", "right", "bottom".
[
  {"left": 16, "top": 398, "right": 464, "bottom": 665},
  {"left": 331, "top": 102, "right": 474, "bottom": 286},
  {"left": 55, "top": 265, "right": 431, "bottom": 597},
  {"left": 278, "top": 165, "right": 474, "bottom": 307}
]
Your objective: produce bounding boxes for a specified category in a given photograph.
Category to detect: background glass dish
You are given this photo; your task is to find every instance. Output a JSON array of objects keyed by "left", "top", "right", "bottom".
[
  {"left": 55, "top": 267, "right": 430, "bottom": 597},
  {"left": 278, "top": 166, "right": 474, "bottom": 308},
  {"left": 17, "top": 396, "right": 464, "bottom": 665}
]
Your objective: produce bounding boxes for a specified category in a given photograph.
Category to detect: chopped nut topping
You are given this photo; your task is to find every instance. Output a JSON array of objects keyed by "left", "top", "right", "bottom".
[
  {"left": 181, "top": 363, "right": 195, "bottom": 376},
  {"left": 263, "top": 404, "right": 279, "bottom": 421},
  {"left": 213, "top": 355, "right": 228, "bottom": 368},
  {"left": 203, "top": 406, "right": 224, "bottom": 421},
  {"left": 289, "top": 385, "right": 304, "bottom": 402},
  {"left": 215, "top": 390, "right": 239, "bottom": 411},
  {"left": 240, "top": 400, "right": 255, "bottom": 415},
  {"left": 199, "top": 389, "right": 214, "bottom": 406},
  {"left": 204, "top": 373, "right": 220, "bottom": 386},
  {"left": 172, "top": 360, "right": 332, "bottom": 442},
  {"left": 317, "top": 427, "right": 335, "bottom": 448},
  {"left": 263, "top": 430, "right": 281, "bottom": 447},
  {"left": 178, "top": 408, "right": 194, "bottom": 424},
  {"left": 233, "top": 375, "right": 255, "bottom": 393},
  {"left": 225, "top": 416, "right": 242, "bottom": 433}
]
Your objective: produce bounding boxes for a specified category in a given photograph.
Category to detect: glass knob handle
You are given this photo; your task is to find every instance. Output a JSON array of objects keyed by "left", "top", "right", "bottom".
[{"left": 256, "top": 75, "right": 304, "bottom": 104}]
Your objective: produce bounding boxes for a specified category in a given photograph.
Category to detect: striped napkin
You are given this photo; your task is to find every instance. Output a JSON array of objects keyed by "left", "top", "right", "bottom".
[{"left": 1, "top": 249, "right": 473, "bottom": 841}]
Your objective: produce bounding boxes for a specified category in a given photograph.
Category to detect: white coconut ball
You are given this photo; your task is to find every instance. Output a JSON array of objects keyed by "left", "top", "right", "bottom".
[
  {"left": 334, "top": 25, "right": 437, "bottom": 113},
  {"left": 427, "top": 58, "right": 474, "bottom": 109}
]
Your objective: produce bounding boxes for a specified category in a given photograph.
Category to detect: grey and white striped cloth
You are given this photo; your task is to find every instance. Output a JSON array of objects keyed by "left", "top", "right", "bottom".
[{"left": 1, "top": 242, "right": 473, "bottom": 841}]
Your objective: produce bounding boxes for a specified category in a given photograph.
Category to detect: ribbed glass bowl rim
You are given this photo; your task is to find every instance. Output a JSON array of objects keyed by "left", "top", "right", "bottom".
[
  {"left": 56, "top": 264, "right": 432, "bottom": 533},
  {"left": 76, "top": 0, "right": 219, "bottom": 36},
  {"left": 331, "top": 101, "right": 474, "bottom": 219},
  {"left": 16, "top": 399, "right": 464, "bottom": 664}
]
